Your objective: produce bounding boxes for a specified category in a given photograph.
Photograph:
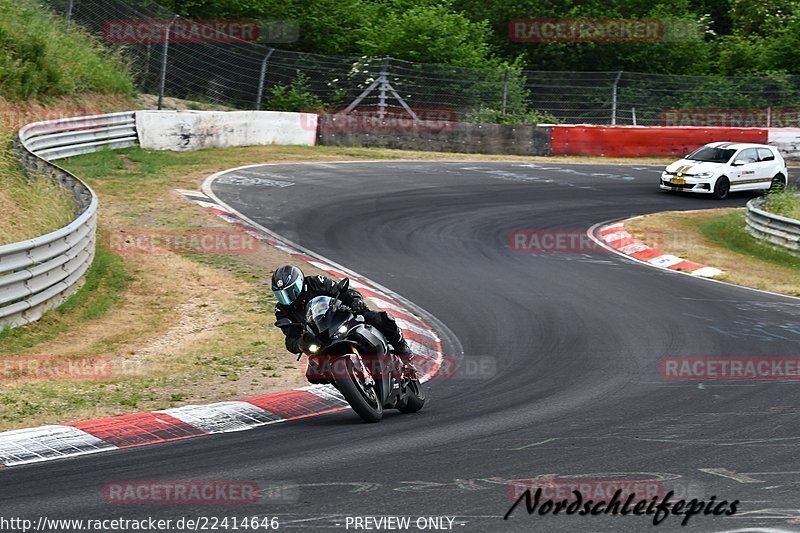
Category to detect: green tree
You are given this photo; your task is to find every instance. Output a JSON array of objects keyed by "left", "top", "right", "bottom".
[{"left": 357, "top": 3, "right": 498, "bottom": 68}]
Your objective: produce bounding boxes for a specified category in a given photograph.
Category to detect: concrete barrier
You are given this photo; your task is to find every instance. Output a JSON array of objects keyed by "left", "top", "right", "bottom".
[
  {"left": 136, "top": 110, "right": 317, "bottom": 151},
  {"left": 316, "top": 116, "right": 552, "bottom": 156},
  {"left": 768, "top": 128, "right": 800, "bottom": 161},
  {"left": 551, "top": 125, "right": 768, "bottom": 157}
]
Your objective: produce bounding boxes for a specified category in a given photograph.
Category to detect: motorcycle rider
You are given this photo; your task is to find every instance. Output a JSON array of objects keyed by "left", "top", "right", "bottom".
[{"left": 271, "top": 265, "right": 416, "bottom": 376}]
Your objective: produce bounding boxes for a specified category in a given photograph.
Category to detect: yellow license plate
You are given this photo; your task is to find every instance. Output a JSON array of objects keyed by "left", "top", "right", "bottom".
[{"left": 671, "top": 178, "right": 685, "bottom": 185}]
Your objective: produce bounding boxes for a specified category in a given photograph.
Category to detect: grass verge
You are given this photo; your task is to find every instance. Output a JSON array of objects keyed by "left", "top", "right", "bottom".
[
  {"left": 0, "top": 240, "right": 129, "bottom": 351},
  {"left": 761, "top": 187, "right": 800, "bottom": 220},
  {"left": 0, "top": 0, "right": 133, "bottom": 100},
  {"left": 0, "top": 132, "right": 74, "bottom": 245},
  {"left": 0, "top": 93, "right": 138, "bottom": 245},
  {"left": 626, "top": 208, "right": 799, "bottom": 297}
]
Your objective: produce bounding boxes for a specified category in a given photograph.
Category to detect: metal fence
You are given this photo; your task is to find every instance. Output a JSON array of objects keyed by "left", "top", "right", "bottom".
[
  {"left": 0, "top": 113, "right": 137, "bottom": 328},
  {"left": 746, "top": 196, "right": 800, "bottom": 254},
  {"left": 44, "top": 0, "right": 800, "bottom": 126}
]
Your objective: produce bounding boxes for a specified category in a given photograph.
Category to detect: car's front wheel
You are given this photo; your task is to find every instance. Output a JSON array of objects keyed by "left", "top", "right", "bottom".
[{"left": 713, "top": 176, "right": 730, "bottom": 200}]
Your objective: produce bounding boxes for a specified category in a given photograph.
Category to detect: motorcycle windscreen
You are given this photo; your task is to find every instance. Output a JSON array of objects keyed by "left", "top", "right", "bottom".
[
  {"left": 306, "top": 296, "right": 348, "bottom": 339},
  {"left": 306, "top": 296, "right": 333, "bottom": 322}
]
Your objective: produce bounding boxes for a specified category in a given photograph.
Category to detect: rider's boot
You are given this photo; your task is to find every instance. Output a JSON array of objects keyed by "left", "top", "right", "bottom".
[{"left": 393, "top": 338, "right": 418, "bottom": 380}]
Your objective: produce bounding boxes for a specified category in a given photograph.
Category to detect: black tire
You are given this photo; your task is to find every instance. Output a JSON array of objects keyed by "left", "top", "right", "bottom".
[
  {"left": 712, "top": 176, "right": 730, "bottom": 200},
  {"left": 397, "top": 379, "right": 426, "bottom": 413},
  {"left": 334, "top": 358, "right": 383, "bottom": 422},
  {"left": 769, "top": 174, "right": 787, "bottom": 193}
]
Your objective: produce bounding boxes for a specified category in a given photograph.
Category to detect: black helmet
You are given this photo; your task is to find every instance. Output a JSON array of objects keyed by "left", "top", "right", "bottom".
[{"left": 272, "top": 265, "right": 305, "bottom": 305}]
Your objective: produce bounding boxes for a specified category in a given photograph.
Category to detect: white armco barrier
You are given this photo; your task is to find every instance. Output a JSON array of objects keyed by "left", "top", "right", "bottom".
[{"left": 136, "top": 110, "right": 318, "bottom": 151}]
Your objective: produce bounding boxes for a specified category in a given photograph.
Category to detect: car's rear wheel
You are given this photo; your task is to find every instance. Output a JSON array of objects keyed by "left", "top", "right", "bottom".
[
  {"left": 712, "top": 176, "right": 730, "bottom": 200},
  {"left": 769, "top": 173, "right": 787, "bottom": 193}
]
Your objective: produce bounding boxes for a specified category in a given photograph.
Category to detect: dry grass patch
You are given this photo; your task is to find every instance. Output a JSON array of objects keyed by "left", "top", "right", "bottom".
[
  {"left": 0, "top": 94, "right": 136, "bottom": 245},
  {"left": 626, "top": 208, "right": 800, "bottom": 296},
  {"left": 0, "top": 133, "right": 74, "bottom": 245}
]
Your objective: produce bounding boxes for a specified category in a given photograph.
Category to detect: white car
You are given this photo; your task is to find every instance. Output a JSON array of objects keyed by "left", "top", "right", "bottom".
[{"left": 660, "top": 142, "right": 788, "bottom": 199}]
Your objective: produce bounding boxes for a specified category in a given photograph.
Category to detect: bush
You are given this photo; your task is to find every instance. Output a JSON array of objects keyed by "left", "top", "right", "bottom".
[
  {"left": 0, "top": 0, "right": 134, "bottom": 100},
  {"left": 464, "top": 106, "right": 559, "bottom": 126},
  {"left": 264, "top": 73, "right": 324, "bottom": 112},
  {"left": 763, "top": 186, "right": 800, "bottom": 220}
]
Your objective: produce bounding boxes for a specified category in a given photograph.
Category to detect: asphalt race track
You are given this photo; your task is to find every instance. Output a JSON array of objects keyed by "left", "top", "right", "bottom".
[{"left": 2, "top": 161, "right": 799, "bottom": 532}]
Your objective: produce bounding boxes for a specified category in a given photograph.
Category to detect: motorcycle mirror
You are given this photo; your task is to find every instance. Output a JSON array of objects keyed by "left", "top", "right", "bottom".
[
  {"left": 332, "top": 278, "right": 350, "bottom": 302},
  {"left": 337, "top": 278, "right": 350, "bottom": 294}
]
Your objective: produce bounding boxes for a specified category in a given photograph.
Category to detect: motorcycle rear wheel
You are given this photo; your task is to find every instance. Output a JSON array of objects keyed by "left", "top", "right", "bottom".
[{"left": 335, "top": 358, "right": 383, "bottom": 422}]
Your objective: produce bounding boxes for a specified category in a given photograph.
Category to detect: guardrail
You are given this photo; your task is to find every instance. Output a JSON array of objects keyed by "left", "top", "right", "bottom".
[
  {"left": 0, "top": 112, "right": 138, "bottom": 328},
  {"left": 745, "top": 195, "right": 800, "bottom": 254}
]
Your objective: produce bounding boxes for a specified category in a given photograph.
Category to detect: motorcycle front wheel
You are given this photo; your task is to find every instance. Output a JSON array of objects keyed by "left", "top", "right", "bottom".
[
  {"left": 334, "top": 357, "right": 383, "bottom": 422},
  {"left": 397, "top": 379, "right": 425, "bottom": 413}
]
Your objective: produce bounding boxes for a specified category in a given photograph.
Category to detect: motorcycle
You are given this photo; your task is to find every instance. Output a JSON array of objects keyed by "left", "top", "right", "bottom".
[{"left": 284, "top": 278, "right": 425, "bottom": 422}]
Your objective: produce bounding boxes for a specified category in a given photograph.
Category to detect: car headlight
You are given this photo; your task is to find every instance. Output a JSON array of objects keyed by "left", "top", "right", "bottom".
[{"left": 694, "top": 172, "right": 713, "bottom": 178}]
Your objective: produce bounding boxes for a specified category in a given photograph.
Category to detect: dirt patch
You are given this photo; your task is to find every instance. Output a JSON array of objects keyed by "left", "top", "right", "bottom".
[{"left": 135, "top": 94, "right": 236, "bottom": 111}]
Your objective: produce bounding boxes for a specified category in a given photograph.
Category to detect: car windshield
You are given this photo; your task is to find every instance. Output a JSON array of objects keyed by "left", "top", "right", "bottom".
[
  {"left": 685, "top": 146, "right": 736, "bottom": 163},
  {"left": 306, "top": 296, "right": 333, "bottom": 322}
]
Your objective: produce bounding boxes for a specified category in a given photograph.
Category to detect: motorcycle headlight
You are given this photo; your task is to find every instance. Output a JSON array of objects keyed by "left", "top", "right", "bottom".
[
  {"left": 338, "top": 325, "right": 348, "bottom": 334},
  {"left": 308, "top": 344, "right": 319, "bottom": 354}
]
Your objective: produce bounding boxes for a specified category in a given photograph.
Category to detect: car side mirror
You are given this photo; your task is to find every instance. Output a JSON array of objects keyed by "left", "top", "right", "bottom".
[{"left": 732, "top": 160, "right": 746, "bottom": 166}]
